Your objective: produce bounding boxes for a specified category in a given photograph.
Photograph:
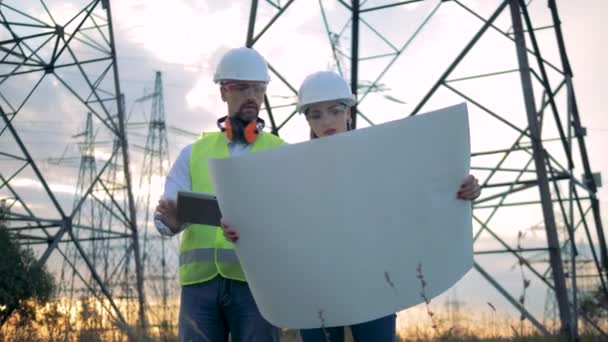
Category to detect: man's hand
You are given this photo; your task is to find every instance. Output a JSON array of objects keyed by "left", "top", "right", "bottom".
[
  {"left": 155, "top": 199, "right": 183, "bottom": 233},
  {"left": 221, "top": 219, "right": 239, "bottom": 243},
  {"left": 457, "top": 174, "right": 481, "bottom": 200}
]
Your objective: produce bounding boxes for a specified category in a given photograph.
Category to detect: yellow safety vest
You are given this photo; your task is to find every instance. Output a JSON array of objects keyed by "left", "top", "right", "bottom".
[{"left": 179, "top": 131, "right": 286, "bottom": 285}]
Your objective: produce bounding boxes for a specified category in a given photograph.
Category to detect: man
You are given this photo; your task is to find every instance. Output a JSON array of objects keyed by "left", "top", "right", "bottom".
[{"left": 154, "top": 47, "right": 286, "bottom": 342}]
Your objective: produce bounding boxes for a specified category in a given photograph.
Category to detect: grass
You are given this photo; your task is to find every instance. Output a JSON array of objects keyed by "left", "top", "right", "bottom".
[
  {"left": 1, "top": 306, "right": 606, "bottom": 341},
  {"left": 1, "top": 297, "right": 606, "bottom": 341}
]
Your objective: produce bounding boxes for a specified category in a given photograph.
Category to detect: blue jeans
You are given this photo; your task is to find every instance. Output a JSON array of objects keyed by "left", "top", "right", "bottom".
[
  {"left": 179, "top": 276, "right": 279, "bottom": 342},
  {"left": 300, "top": 314, "right": 396, "bottom": 342}
]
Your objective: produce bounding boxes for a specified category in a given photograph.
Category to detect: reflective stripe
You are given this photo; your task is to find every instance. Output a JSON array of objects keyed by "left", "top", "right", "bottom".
[
  {"left": 179, "top": 248, "right": 239, "bottom": 266},
  {"left": 180, "top": 248, "right": 214, "bottom": 266},
  {"left": 217, "top": 249, "right": 240, "bottom": 264}
]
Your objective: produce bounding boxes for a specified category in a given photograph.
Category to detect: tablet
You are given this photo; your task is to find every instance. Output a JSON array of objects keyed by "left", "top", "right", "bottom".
[{"left": 176, "top": 191, "right": 222, "bottom": 227}]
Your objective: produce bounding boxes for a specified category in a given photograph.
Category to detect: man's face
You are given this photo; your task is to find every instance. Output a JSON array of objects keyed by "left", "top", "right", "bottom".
[{"left": 220, "top": 80, "right": 267, "bottom": 121}]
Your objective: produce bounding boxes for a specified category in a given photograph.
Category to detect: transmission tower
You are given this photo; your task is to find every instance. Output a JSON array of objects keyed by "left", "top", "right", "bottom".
[
  {"left": 55, "top": 113, "right": 102, "bottom": 328},
  {"left": 246, "top": 0, "right": 607, "bottom": 339},
  {"left": 523, "top": 220, "right": 598, "bottom": 333},
  {"left": 129, "top": 71, "right": 178, "bottom": 335},
  {"left": 444, "top": 287, "right": 464, "bottom": 329},
  {"left": 49, "top": 112, "right": 135, "bottom": 336},
  {"left": 0, "top": 198, "right": 7, "bottom": 229},
  {"left": 0, "top": 0, "right": 146, "bottom": 331}
]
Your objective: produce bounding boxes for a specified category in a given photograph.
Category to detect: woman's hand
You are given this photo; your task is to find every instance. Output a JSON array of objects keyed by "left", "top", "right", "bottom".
[
  {"left": 457, "top": 175, "right": 481, "bottom": 200},
  {"left": 221, "top": 219, "right": 239, "bottom": 243}
]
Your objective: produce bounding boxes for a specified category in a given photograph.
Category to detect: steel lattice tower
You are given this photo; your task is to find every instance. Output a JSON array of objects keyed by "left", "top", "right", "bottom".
[
  {"left": 129, "top": 71, "right": 178, "bottom": 335},
  {"left": 246, "top": 0, "right": 607, "bottom": 339},
  {"left": 0, "top": 0, "right": 146, "bottom": 330}
]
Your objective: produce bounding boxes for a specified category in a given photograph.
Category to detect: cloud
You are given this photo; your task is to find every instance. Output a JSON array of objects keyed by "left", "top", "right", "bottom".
[
  {"left": 185, "top": 74, "right": 223, "bottom": 112},
  {"left": 113, "top": 0, "right": 246, "bottom": 67},
  {"left": 107, "top": 0, "right": 336, "bottom": 118}
]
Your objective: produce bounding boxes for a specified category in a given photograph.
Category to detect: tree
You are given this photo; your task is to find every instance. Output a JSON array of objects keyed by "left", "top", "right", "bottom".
[
  {"left": 0, "top": 225, "right": 55, "bottom": 324},
  {"left": 579, "top": 286, "right": 608, "bottom": 327}
]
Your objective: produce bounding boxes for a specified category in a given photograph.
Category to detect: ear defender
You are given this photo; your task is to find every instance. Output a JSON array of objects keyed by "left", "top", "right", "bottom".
[
  {"left": 223, "top": 116, "right": 237, "bottom": 141},
  {"left": 243, "top": 119, "right": 259, "bottom": 143},
  {"left": 217, "top": 115, "right": 266, "bottom": 144}
]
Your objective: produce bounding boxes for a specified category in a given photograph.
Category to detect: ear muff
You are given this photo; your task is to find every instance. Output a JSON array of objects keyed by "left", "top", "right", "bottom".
[
  {"left": 243, "top": 119, "right": 259, "bottom": 143},
  {"left": 217, "top": 115, "right": 266, "bottom": 144},
  {"left": 224, "top": 116, "right": 238, "bottom": 141}
]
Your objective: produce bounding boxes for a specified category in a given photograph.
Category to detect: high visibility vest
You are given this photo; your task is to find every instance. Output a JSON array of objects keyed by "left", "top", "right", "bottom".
[{"left": 179, "top": 131, "right": 286, "bottom": 285}]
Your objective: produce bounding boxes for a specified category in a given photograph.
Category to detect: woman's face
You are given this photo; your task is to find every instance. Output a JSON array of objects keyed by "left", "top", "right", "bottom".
[{"left": 304, "top": 100, "right": 351, "bottom": 137}]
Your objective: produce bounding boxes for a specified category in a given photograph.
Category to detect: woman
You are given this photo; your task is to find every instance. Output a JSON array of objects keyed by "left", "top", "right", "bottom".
[{"left": 222, "top": 71, "right": 481, "bottom": 341}]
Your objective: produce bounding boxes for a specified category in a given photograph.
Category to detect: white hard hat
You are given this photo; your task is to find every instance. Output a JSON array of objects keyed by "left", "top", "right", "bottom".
[
  {"left": 213, "top": 47, "right": 270, "bottom": 83},
  {"left": 296, "top": 71, "right": 356, "bottom": 113}
]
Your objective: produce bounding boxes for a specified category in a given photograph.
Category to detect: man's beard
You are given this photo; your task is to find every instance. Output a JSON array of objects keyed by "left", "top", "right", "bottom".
[{"left": 237, "top": 102, "right": 259, "bottom": 121}]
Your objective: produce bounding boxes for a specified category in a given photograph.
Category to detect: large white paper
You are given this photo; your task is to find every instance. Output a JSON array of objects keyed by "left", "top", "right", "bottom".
[{"left": 209, "top": 103, "right": 473, "bottom": 329}]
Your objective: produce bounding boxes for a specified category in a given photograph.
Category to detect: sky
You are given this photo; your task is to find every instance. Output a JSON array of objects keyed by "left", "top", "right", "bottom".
[{"left": 1, "top": 0, "right": 607, "bottom": 332}]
